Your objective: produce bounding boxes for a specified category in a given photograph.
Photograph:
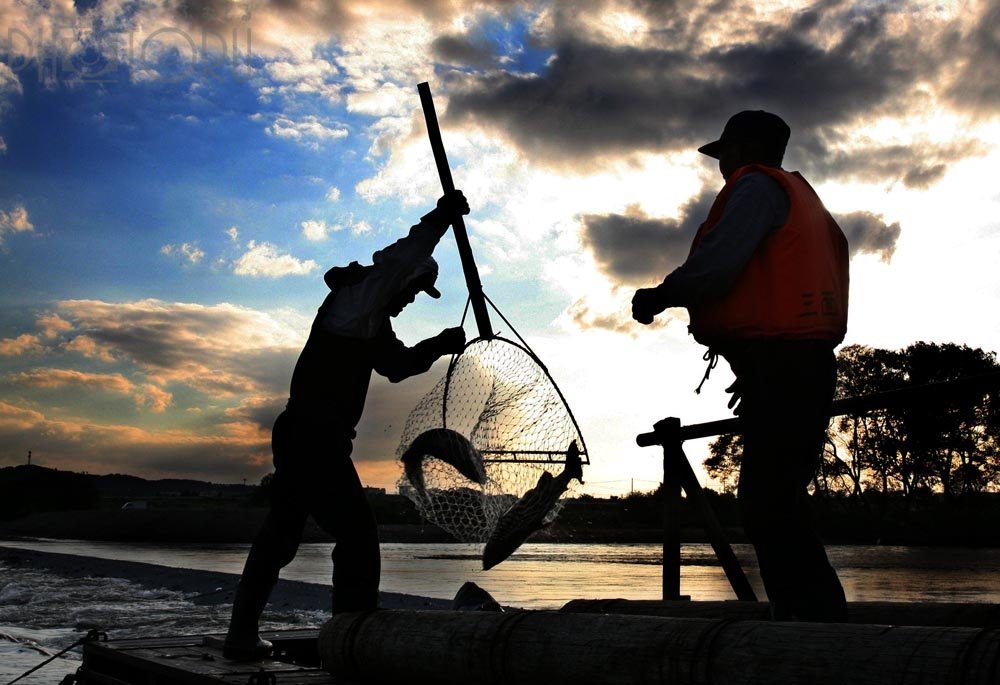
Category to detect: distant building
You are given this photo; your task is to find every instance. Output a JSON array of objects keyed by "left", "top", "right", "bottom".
[{"left": 121, "top": 501, "right": 148, "bottom": 511}]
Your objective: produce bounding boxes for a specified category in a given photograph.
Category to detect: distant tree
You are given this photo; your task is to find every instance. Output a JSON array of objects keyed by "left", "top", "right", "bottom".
[
  {"left": 901, "top": 342, "right": 1000, "bottom": 497},
  {"left": 704, "top": 433, "right": 741, "bottom": 493},
  {"left": 835, "top": 345, "right": 917, "bottom": 499},
  {"left": 703, "top": 341, "right": 1000, "bottom": 499}
]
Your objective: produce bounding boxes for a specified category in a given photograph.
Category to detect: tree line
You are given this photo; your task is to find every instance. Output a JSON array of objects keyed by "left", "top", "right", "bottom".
[{"left": 704, "top": 342, "right": 1000, "bottom": 500}]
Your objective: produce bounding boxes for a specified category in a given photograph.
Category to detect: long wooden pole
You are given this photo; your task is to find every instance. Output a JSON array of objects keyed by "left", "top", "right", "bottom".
[{"left": 417, "top": 82, "right": 494, "bottom": 340}]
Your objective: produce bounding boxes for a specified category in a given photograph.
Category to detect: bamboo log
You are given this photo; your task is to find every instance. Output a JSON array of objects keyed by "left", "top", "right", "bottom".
[
  {"left": 319, "top": 609, "right": 1000, "bottom": 684},
  {"left": 561, "top": 599, "right": 1000, "bottom": 628}
]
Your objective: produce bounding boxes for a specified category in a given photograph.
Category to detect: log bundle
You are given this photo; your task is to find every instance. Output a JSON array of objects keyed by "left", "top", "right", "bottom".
[
  {"left": 319, "top": 608, "right": 1000, "bottom": 685},
  {"left": 562, "top": 599, "right": 1000, "bottom": 628}
]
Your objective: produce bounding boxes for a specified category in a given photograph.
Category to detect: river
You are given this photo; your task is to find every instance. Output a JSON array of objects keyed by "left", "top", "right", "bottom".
[{"left": 3, "top": 540, "right": 1000, "bottom": 682}]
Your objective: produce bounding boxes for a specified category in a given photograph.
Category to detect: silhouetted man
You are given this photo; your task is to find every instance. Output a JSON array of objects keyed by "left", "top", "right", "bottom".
[
  {"left": 224, "top": 191, "right": 470, "bottom": 660},
  {"left": 632, "top": 111, "right": 850, "bottom": 622}
]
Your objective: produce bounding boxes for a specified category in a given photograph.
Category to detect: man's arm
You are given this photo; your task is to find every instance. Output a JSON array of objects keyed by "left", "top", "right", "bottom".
[
  {"left": 374, "top": 326, "right": 466, "bottom": 383},
  {"left": 632, "top": 172, "right": 789, "bottom": 321},
  {"left": 316, "top": 191, "right": 468, "bottom": 338}
]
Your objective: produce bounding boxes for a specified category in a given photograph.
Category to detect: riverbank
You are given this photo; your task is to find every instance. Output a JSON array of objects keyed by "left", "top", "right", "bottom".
[
  {"left": 0, "top": 508, "right": 668, "bottom": 544},
  {"left": 0, "top": 546, "right": 451, "bottom": 612}
]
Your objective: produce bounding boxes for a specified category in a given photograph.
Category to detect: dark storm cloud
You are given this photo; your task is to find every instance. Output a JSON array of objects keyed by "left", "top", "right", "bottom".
[
  {"left": 835, "top": 211, "right": 900, "bottom": 262},
  {"left": 805, "top": 140, "right": 978, "bottom": 190},
  {"left": 431, "top": 34, "right": 499, "bottom": 68},
  {"left": 444, "top": 1, "right": 972, "bottom": 186},
  {"left": 945, "top": 0, "right": 1000, "bottom": 112},
  {"left": 580, "top": 188, "right": 716, "bottom": 285}
]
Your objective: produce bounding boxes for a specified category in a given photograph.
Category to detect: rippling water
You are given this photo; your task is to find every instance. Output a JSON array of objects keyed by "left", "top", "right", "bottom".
[{"left": 3, "top": 540, "right": 1000, "bottom": 682}]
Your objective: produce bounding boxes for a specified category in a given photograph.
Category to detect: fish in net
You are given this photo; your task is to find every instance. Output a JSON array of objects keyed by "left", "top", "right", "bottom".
[{"left": 396, "top": 336, "right": 589, "bottom": 548}]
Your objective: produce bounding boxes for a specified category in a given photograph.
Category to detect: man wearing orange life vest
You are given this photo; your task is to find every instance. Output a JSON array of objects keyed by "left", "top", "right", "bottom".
[{"left": 632, "top": 111, "right": 849, "bottom": 622}]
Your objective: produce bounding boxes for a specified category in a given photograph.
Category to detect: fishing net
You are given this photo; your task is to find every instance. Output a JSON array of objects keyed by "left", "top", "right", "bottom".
[{"left": 396, "top": 336, "right": 589, "bottom": 543}]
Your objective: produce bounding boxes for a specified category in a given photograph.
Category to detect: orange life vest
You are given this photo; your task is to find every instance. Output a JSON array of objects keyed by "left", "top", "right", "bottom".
[{"left": 687, "top": 165, "right": 849, "bottom": 346}]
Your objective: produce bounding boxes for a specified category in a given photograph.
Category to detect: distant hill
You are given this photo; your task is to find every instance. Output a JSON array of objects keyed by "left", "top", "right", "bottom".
[
  {"left": 0, "top": 464, "right": 253, "bottom": 520},
  {"left": 90, "top": 472, "right": 252, "bottom": 498}
]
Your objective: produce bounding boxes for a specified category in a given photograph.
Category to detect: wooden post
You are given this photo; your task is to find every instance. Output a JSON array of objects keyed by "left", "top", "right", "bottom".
[
  {"left": 319, "top": 609, "right": 1000, "bottom": 685},
  {"left": 641, "top": 417, "right": 754, "bottom": 602},
  {"left": 654, "top": 417, "right": 685, "bottom": 601},
  {"left": 417, "top": 82, "right": 493, "bottom": 340},
  {"left": 674, "top": 451, "right": 757, "bottom": 601}
]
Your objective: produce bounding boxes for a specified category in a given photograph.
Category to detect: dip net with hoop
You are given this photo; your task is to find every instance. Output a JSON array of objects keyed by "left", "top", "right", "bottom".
[{"left": 396, "top": 308, "right": 589, "bottom": 543}]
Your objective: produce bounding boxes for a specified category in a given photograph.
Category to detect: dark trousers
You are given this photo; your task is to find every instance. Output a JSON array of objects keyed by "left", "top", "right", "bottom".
[
  {"left": 725, "top": 341, "right": 847, "bottom": 622},
  {"left": 231, "top": 409, "right": 380, "bottom": 633}
]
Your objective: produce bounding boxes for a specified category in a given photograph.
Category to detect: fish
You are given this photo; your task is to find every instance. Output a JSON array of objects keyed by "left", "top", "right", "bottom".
[
  {"left": 481, "top": 440, "right": 584, "bottom": 571},
  {"left": 401, "top": 428, "right": 487, "bottom": 496}
]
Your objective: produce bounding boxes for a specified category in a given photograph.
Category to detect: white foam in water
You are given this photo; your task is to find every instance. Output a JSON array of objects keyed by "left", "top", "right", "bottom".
[{"left": 0, "top": 562, "right": 319, "bottom": 684}]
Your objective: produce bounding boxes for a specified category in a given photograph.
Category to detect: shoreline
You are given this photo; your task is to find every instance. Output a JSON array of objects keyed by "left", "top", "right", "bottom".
[{"left": 0, "top": 546, "right": 452, "bottom": 613}]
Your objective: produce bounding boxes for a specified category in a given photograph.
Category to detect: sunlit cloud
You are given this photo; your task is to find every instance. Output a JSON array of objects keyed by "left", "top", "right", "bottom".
[
  {"left": 232, "top": 240, "right": 319, "bottom": 277},
  {"left": 36, "top": 313, "right": 72, "bottom": 339},
  {"left": 5, "top": 367, "right": 172, "bottom": 413},
  {"left": 161, "top": 242, "right": 206, "bottom": 264},
  {"left": 62, "top": 335, "right": 117, "bottom": 363},
  {"left": 263, "top": 114, "right": 349, "bottom": 149},
  {"left": 301, "top": 218, "right": 340, "bottom": 241},
  {"left": 0, "top": 205, "right": 33, "bottom": 245},
  {"left": 0, "top": 334, "right": 43, "bottom": 356}
]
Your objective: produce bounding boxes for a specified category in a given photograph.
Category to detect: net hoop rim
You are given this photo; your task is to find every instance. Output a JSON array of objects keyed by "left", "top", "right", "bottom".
[{"left": 441, "top": 334, "right": 591, "bottom": 465}]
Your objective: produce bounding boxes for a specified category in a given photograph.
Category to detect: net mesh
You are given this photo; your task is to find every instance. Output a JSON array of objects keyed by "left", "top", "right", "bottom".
[{"left": 396, "top": 337, "right": 588, "bottom": 543}]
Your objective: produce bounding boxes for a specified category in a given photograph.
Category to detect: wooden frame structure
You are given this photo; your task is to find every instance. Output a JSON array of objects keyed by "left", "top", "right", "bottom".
[{"left": 636, "top": 371, "right": 1000, "bottom": 601}]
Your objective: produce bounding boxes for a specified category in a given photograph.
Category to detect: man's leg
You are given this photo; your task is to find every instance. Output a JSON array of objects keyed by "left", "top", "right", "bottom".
[
  {"left": 735, "top": 343, "right": 846, "bottom": 622},
  {"left": 225, "top": 413, "right": 308, "bottom": 659},
  {"left": 304, "top": 446, "right": 380, "bottom": 613}
]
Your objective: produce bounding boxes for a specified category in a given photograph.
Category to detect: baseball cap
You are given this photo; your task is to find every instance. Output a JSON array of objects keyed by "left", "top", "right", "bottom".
[
  {"left": 404, "top": 256, "right": 441, "bottom": 299},
  {"left": 698, "top": 110, "right": 790, "bottom": 160}
]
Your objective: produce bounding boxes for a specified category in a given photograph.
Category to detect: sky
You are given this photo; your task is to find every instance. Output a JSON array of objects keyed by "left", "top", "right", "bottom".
[{"left": 0, "top": 0, "right": 998, "bottom": 497}]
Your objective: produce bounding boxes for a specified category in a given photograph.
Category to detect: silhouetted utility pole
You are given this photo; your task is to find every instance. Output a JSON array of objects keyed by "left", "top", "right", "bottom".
[{"left": 27, "top": 450, "right": 31, "bottom": 465}]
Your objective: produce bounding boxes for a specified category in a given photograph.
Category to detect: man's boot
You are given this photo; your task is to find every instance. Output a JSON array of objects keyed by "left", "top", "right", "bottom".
[{"left": 223, "top": 579, "right": 274, "bottom": 661}]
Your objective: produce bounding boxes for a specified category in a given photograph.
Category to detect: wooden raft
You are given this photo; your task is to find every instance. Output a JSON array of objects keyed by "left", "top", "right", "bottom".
[
  {"left": 562, "top": 599, "right": 1000, "bottom": 627},
  {"left": 319, "top": 609, "right": 1000, "bottom": 685},
  {"left": 76, "top": 629, "right": 358, "bottom": 685}
]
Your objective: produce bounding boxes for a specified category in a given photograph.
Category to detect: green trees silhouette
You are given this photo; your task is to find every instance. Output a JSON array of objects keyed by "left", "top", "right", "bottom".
[{"left": 704, "top": 342, "right": 1000, "bottom": 498}]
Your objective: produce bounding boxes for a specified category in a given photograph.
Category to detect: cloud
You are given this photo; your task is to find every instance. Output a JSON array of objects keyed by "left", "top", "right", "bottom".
[
  {"left": 326, "top": 186, "right": 341, "bottom": 202},
  {"left": 430, "top": 33, "right": 498, "bottom": 67},
  {"left": 835, "top": 211, "right": 901, "bottom": 262},
  {"left": 262, "top": 56, "right": 342, "bottom": 101},
  {"left": 808, "top": 140, "right": 980, "bottom": 190},
  {"left": 232, "top": 240, "right": 318, "bottom": 277},
  {"left": 945, "top": 0, "right": 1000, "bottom": 112},
  {"left": 0, "top": 334, "right": 43, "bottom": 356},
  {"left": 579, "top": 189, "right": 716, "bottom": 286},
  {"left": 37, "top": 313, "right": 73, "bottom": 338},
  {"left": 62, "top": 335, "right": 117, "bottom": 363},
  {"left": 301, "top": 218, "right": 340, "bottom": 241},
  {"left": 0, "top": 205, "right": 33, "bottom": 245},
  {"left": 226, "top": 226, "right": 239, "bottom": 241},
  {"left": 0, "top": 399, "right": 270, "bottom": 480},
  {"left": 51, "top": 299, "right": 304, "bottom": 402},
  {"left": 0, "top": 62, "right": 22, "bottom": 119},
  {"left": 441, "top": 1, "right": 979, "bottom": 186},
  {"left": 5, "top": 367, "right": 173, "bottom": 412},
  {"left": 161, "top": 242, "right": 206, "bottom": 264},
  {"left": 264, "top": 115, "right": 349, "bottom": 149}
]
